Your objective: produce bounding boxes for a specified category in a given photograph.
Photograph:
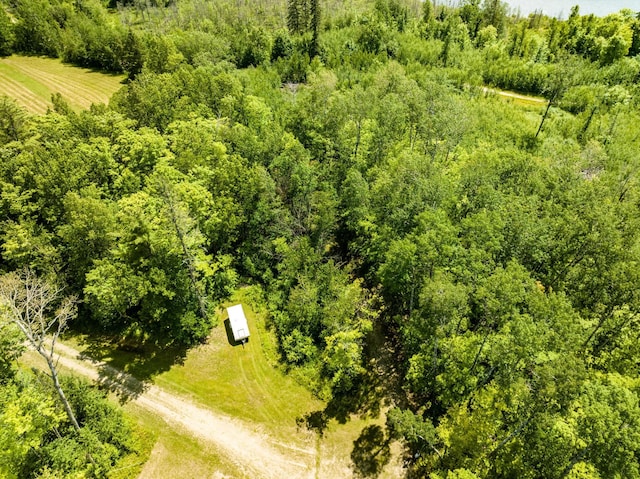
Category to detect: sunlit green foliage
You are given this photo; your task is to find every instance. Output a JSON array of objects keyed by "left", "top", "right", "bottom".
[
  {"left": 2, "top": 0, "right": 640, "bottom": 477},
  {"left": 0, "top": 371, "right": 138, "bottom": 479}
]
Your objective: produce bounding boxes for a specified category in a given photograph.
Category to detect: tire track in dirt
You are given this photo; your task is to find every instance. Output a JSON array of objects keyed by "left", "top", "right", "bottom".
[{"left": 52, "top": 343, "right": 316, "bottom": 479}]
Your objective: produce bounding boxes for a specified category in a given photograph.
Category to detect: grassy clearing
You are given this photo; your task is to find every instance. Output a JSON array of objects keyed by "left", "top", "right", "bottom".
[
  {"left": 66, "top": 288, "right": 324, "bottom": 444},
  {"left": 479, "top": 86, "right": 547, "bottom": 109},
  {"left": 500, "top": 95, "right": 548, "bottom": 109},
  {"left": 60, "top": 287, "right": 406, "bottom": 477},
  {"left": 0, "top": 55, "right": 125, "bottom": 114},
  {"left": 314, "top": 412, "right": 406, "bottom": 478},
  {"left": 19, "top": 349, "right": 241, "bottom": 479},
  {"left": 63, "top": 288, "right": 323, "bottom": 475},
  {"left": 154, "top": 288, "right": 324, "bottom": 437}
]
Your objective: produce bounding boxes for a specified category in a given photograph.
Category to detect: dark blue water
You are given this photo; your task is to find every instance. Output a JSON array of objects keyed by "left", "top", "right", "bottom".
[{"left": 505, "top": 0, "right": 638, "bottom": 18}]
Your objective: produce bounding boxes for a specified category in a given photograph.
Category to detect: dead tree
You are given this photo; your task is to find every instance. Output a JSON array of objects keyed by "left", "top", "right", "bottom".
[{"left": 0, "top": 269, "right": 81, "bottom": 433}]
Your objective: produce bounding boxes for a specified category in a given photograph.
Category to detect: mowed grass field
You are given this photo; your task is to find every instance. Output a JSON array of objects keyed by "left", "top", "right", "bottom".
[
  {"left": 59, "top": 288, "right": 404, "bottom": 478},
  {"left": 0, "top": 55, "right": 125, "bottom": 114}
]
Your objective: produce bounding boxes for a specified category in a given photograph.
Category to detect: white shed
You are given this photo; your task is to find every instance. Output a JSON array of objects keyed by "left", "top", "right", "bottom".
[{"left": 226, "top": 304, "right": 250, "bottom": 343}]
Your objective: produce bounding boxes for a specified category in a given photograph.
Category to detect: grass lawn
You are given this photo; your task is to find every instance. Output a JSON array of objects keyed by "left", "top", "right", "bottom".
[
  {"left": 0, "top": 55, "right": 125, "bottom": 114},
  {"left": 479, "top": 86, "right": 547, "bottom": 109},
  {"left": 65, "top": 288, "right": 324, "bottom": 443},
  {"left": 499, "top": 92, "right": 547, "bottom": 108},
  {"left": 59, "top": 287, "right": 405, "bottom": 477}
]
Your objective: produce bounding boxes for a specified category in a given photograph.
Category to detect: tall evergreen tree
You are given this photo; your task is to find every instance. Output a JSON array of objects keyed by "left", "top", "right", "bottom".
[
  {"left": 287, "top": 0, "right": 305, "bottom": 35},
  {"left": 630, "top": 17, "right": 640, "bottom": 57},
  {"left": 310, "top": 0, "right": 321, "bottom": 56},
  {"left": 121, "top": 29, "right": 144, "bottom": 80}
]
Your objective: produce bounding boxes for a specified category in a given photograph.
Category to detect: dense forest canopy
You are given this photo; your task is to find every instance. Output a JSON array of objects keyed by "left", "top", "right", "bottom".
[{"left": 1, "top": 0, "right": 640, "bottom": 477}]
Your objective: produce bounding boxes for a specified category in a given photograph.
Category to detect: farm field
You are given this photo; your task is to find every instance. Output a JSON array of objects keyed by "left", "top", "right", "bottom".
[{"left": 0, "top": 55, "right": 125, "bottom": 114}]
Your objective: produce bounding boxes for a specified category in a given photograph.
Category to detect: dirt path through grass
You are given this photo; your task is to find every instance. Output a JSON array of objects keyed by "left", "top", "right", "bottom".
[
  {"left": 52, "top": 342, "right": 316, "bottom": 479},
  {"left": 480, "top": 86, "right": 547, "bottom": 105}
]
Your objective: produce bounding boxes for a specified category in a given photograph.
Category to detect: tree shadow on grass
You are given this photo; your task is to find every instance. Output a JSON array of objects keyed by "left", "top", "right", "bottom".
[
  {"left": 351, "top": 425, "right": 391, "bottom": 478},
  {"left": 296, "top": 375, "right": 384, "bottom": 438},
  {"left": 297, "top": 321, "right": 407, "bottom": 436},
  {"left": 66, "top": 332, "right": 189, "bottom": 404},
  {"left": 296, "top": 410, "right": 329, "bottom": 436}
]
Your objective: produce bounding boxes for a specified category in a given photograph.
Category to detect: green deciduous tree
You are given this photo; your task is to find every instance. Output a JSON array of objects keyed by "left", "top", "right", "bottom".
[
  {"left": 0, "top": 7, "right": 14, "bottom": 56},
  {"left": 481, "top": 0, "right": 507, "bottom": 36},
  {"left": 0, "top": 377, "right": 64, "bottom": 478},
  {"left": 57, "top": 187, "right": 116, "bottom": 293},
  {"left": 12, "top": 0, "right": 61, "bottom": 57},
  {"left": 0, "top": 96, "right": 28, "bottom": 145},
  {"left": 536, "top": 57, "right": 579, "bottom": 138},
  {"left": 0, "top": 321, "right": 22, "bottom": 383},
  {"left": 84, "top": 162, "right": 237, "bottom": 345}
]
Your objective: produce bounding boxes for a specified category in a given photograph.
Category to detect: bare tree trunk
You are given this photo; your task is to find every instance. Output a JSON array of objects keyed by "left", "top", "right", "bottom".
[
  {"left": 580, "top": 104, "right": 597, "bottom": 138},
  {"left": 157, "top": 178, "right": 209, "bottom": 321},
  {"left": 45, "top": 353, "right": 81, "bottom": 432},
  {"left": 0, "top": 270, "right": 81, "bottom": 429},
  {"left": 535, "top": 96, "right": 554, "bottom": 138},
  {"left": 352, "top": 120, "right": 361, "bottom": 161},
  {"left": 0, "top": 269, "right": 98, "bottom": 469},
  {"left": 560, "top": 447, "right": 590, "bottom": 479},
  {"left": 604, "top": 108, "right": 621, "bottom": 146},
  {"left": 582, "top": 305, "right": 614, "bottom": 350},
  {"left": 488, "top": 416, "right": 532, "bottom": 459}
]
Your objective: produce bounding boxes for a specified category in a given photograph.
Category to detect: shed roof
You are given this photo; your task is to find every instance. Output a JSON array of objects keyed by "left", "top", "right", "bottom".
[{"left": 227, "top": 304, "right": 250, "bottom": 341}]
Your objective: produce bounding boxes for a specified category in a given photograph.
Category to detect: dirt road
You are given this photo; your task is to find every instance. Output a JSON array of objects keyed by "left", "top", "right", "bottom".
[{"left": 52, "top": 342, "right": 316, "bottom": 479}]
